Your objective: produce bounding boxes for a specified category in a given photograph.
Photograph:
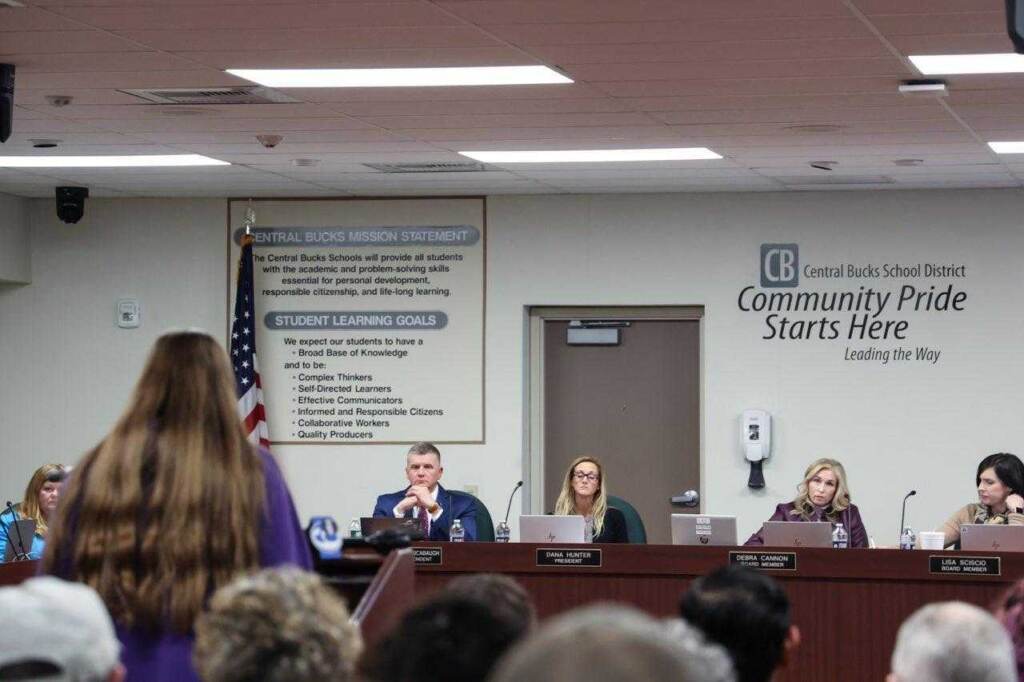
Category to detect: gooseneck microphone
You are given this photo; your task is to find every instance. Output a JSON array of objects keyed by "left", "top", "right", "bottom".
[
  {"left": 503, "top": 481, "right": 524, "bottom": 525},
  {"left": 898, "top": 490, "right": 917, "bottom": 544},
  {"left": 4, "top": 501, "right": 29, "bottom": 561}
]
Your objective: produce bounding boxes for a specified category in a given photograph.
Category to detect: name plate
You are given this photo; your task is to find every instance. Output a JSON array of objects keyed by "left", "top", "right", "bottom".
[
  {"left": 929, "top": 555, "right": 1000, "bottom": 576},
  {"left": 413, "top": 547, "right": 443, "bottom": 565},
  {"left": 729, "top": 551, "right": 797, "bottom": 571},
  {"left": 536, "top": 548, "right": 603, "bottom": 567}
]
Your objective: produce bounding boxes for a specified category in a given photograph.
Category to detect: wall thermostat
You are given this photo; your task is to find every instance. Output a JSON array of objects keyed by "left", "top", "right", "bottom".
[{"left": 116, "top": 298, "right": 140, "bottom": 329}]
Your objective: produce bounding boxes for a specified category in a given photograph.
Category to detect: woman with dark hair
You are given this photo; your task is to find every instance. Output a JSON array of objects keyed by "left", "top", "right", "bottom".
[
  {"left": 44, "top": 331, "right": 311, "bottom": 682},
  {"left": 745, "top": 458, "right": 868, "bottom": 547},
  {"left": 0, "top": 463, "right": 65, "bottom": 561},
  {"left": 940, "top": 452, "right": 1024, "bottom": 549}
]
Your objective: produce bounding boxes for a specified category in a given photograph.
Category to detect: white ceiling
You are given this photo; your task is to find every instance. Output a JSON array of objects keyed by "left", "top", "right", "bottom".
[{"left": 2, "top": 0, "right": 1023, "bottom": 197}]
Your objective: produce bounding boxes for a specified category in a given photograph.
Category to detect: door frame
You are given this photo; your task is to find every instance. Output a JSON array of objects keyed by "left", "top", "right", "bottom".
[{"left": 525, "top": 305, "right": 706, "bottom": 516}]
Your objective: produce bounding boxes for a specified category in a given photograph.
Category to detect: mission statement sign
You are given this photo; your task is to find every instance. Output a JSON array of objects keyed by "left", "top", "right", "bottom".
[{"left": 229, "top": 199, "right": 484, "bottom": 444}]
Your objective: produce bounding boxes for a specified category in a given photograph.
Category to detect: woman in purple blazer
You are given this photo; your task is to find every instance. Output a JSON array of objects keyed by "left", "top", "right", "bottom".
[{"left": 745, "top": 458, "right": 869, "bottom": 547}]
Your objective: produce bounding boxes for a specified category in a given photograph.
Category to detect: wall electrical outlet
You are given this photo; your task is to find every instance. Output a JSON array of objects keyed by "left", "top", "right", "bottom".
[{"left": 463, "top": 484, "right": 480, "bottom": 497}]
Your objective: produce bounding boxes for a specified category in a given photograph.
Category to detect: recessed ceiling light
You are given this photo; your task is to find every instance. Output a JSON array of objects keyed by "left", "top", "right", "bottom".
[
  {"left": 226, "top": 65, "right": 572, "bottom": 88},
  {"left": 988, "top": 141, "right": 1024, "bottom": 154},
  {"left": 0, "top": 154, "right": 230, "bottom": 167},
  {"left": 898, "top": 80, "right": 947, "bottom": 97},
  {"left": 458, "top": 148, "right": 721, "bottom": 163},
  {"left": 909, "top": 53, "right": 1024, "bottom": 75}
]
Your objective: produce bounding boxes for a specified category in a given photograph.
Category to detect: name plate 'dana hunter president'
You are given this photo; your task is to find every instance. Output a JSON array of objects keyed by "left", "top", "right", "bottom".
[{"left": 536, "top": 548, "right": 602, "bottom": 567}]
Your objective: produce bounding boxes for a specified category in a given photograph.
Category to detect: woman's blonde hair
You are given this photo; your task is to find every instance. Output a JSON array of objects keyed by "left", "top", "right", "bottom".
[
  {"left": 790, "top": 458, "right": 852, "bottom": 521},
  {"left": 44, "top": 331, "right": 265, "bottom": 633},
  {"left": 554, "top": 456, "right": 609, "bottom": 537},
  {"left": 19, "top": 463, "right": 66, "bottom": 538}
]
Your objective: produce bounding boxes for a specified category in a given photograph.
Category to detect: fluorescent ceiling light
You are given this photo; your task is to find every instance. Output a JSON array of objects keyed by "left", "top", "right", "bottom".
[
  {"left": 458, "top": 148, "right": 722, "bottom": 163},
  {"left": 909, "top": 53, "right": 1024, "bottom": 75},
  {"left": 0, "top": 154, "right": 230, "bottom": 167},
  {"left": 226, "top": 65, "right": 572, "bottom": 88},
  {"left": 988, "top": 141, "right": 1024, "bottom": 154}
]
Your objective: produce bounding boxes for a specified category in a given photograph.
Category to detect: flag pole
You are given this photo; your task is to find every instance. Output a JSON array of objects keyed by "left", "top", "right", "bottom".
[{"left": 231, "top": 200, "right": 269, "bottom": 448}]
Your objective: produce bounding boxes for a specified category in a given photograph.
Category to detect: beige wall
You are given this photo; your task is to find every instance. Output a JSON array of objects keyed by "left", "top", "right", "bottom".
[
  {"left": 0, "top": 192, "right": 29, "bottom": 284},
  {"left": 2, "top": 189, "right": 1022, "bottom": 545}
]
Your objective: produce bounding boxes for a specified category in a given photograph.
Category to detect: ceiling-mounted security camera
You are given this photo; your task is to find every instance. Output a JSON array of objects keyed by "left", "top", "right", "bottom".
[
  {"left": 55, "top": 186, "right": 88, "bottom": 224},
  {"left": 256, "top": 134, "right": 282, "bottom": 149}
]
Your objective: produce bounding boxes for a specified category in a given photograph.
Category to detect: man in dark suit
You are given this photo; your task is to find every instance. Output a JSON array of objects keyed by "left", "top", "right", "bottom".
[{"left": 372, "top": 442, "right": 478, "bottom": 541}]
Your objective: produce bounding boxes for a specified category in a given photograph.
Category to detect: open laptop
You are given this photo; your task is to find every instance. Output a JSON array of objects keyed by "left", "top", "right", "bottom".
[
  {"left": 961, "top": 524, "right": 1024, "bottom": 552},
  {"left": 762, "top": 521, "right": 833, "bottom": 548},
  {"left": 2, "top": 519, "right": 36, "bottom": 561},
  {"left": 519, "top": 515, "right": 587, "bottom": 543},
  {"left": 671, "top": 514, "right": 737, "bottom": 546},
  {"left": 360, "top": 516, "right": 425, "bottom": 540}
]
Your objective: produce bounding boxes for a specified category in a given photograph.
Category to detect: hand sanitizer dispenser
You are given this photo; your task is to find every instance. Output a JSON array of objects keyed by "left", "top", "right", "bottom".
[{"left": 742, "top": 410, "right": 771, "bottom": 489}]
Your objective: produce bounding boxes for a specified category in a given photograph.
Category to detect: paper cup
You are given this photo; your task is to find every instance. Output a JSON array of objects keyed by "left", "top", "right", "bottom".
[{"left": 919, "top": 531, "right": 945, "bottom": 550}]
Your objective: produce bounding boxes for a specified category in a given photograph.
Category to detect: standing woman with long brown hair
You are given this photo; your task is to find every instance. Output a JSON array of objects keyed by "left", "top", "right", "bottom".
[{"left": 44, "top": 331, "right": 311, "bottom": 682}]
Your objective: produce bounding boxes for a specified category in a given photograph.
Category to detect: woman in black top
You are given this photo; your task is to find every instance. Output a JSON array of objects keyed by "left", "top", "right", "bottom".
[{"left": 554, "top": 456, "right": 628, "bottom": 543}]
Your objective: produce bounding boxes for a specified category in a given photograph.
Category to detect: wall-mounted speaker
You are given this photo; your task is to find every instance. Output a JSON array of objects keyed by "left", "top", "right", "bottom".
[
  {"left": 0, "top": 64, "right": 13, "bottom": 144},
  {"left": 1008, "top": 0, "right": 1024, "bottom": 54}
]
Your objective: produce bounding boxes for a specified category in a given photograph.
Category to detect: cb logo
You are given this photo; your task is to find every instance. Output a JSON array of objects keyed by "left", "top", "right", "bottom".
[{"left": 760, "top": 244, "right": 799, "bottom": 287}]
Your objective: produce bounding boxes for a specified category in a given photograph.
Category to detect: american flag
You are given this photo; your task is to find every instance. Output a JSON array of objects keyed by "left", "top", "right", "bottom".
[{"left": 231, "top": 232, "right": 270, "bottom": 447}]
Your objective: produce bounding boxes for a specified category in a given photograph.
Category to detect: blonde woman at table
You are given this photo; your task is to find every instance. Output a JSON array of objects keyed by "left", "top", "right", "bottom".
[
  {"left": 940, "top": 452, "right": 1024, "bottom": 549},
  {"left": 0, "top": 463, "right": 66, "bottom": 562},
  {"left": 554, "top": 456, "right": 628, "bottom": 544},
  {"left": 745, "top": 458, "right": 868, "bottom": 547}
]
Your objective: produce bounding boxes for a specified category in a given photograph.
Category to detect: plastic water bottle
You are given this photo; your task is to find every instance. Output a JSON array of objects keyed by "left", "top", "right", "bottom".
[
  {"left": 495, "top": 520, "right": 510, "bottom": 543},
  {"left": 900, "top": 527, "right": 916, "bottom": 550},
  {"left": 832, "top": 522, "right": 849, "bottom": 549},
  {"left": 348, "top": 518, "right": 362, "bottom": 539},
  {"left": 450, "top": 518, "right": 466, "bottom": 542}
]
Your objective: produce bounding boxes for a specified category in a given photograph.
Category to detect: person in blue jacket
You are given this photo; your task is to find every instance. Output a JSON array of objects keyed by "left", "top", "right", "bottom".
[
  {"left": 0, "top": 463, "right": 66, "bottom": 561},
  {"left": 373, "top": 442, "right": 478, "bottom": 541}
]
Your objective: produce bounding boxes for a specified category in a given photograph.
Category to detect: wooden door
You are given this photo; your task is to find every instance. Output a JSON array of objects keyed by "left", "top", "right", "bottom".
[{"left": 542, "top": 318, "right": 701, "bottom": 544}]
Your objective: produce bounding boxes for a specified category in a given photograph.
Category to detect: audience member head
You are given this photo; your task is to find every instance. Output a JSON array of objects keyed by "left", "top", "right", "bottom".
[
  {"left": 791, "top": 458, "right": 851, "bottom": 519},
  {"left": 44, "top": 330, "right": 265, "bottom": 633},
  {"left": 997, "top": 578, "right": 1024, "bottom": 680},
  {"left": 889, "top": 601, "right": 1015, "bottom": 682},
  {"left": 489, "top": 604, "right": 735, "bottom": 682},
  {"left": 18, "top": 463, "right": 67, "bottom": 536},
  {"left": 360, "top": 593, "right": 524, "bottom": 682},
  {"left": 0, "top": 576, "right": 124, "bottom": 682},
  {"left": 679, "top": 565, "right": 797, "bottom": 682},
  {"left": 443, "top": 573, "right": 537, "bottom": 635},
  {"left": 194, "top": 567, "right": 361, "bottom": 682},
  {"left": 976, "top": 453, "right": 1024, "bottom": 511},
  {"left": 554, "top": 455, "right": 609, "bottom": 535}
]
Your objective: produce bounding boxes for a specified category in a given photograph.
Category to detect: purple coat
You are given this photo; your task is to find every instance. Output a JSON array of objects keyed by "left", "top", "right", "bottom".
[
  {"left": 50, "top": 450, "right": 312, "bottom": 682},
  {"left": 744, "top": 501, "right": 869, "bottom": 548}
]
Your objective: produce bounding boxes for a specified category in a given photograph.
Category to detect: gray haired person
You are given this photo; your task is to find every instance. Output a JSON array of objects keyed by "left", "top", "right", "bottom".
[
  {"left": 194, "top": 567, "right": 362, "bottom": 682},
  {"left": 888, "top": 601, "right": 1015, "bottom": 682},
  {"left": 489, "top": 604, "right": 735, "bottom": 682}
]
